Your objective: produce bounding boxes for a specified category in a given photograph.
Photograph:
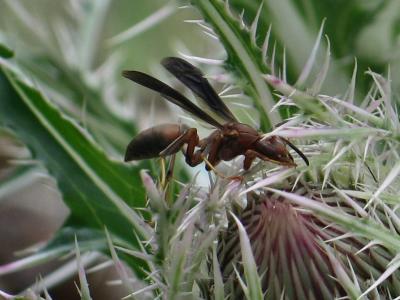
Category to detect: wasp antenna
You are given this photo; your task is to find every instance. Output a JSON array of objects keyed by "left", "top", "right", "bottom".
[
  {"left": 122, "top": 70, "right": 136, "bottom": 79},
  {"left": 282, "top": 138, "right": 309, "bottom": 166}
]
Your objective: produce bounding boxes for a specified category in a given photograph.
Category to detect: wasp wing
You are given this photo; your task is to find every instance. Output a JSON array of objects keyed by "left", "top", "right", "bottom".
[
  {"left": 122, "top": 70, "right": 223, "bottom": 129},
  {"left": 162, "top": 57, "right": 238, "bottom": 123}
]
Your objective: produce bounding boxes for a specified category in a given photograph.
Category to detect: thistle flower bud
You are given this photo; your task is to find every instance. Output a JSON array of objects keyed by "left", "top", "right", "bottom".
[{"left": 217, "top": 192, "right": 343, "bottom": 299}]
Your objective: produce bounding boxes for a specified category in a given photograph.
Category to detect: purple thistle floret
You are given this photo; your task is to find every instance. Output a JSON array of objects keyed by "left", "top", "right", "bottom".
[{"left": 217, "top": 192, "right": 347, "bottom": 299}]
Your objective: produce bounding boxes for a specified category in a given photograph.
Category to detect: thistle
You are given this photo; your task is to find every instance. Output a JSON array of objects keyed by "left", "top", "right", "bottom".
[{"left": 0, "top": 1, "right": 399, "bottom": 299}]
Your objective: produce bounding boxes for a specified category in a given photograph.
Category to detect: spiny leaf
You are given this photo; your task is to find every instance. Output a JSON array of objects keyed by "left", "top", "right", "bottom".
[
  {"left": 75, "top": 237, "right": 93, "bottom": 300},
  {"left": 191, "top": 0, "right": 280, "bottom": 131},
  {"left": 0, "top": 64, "right": 151, "bottom": 277},
  {"left": 230, "top": 212, "right": 263, "bottom": 300}
]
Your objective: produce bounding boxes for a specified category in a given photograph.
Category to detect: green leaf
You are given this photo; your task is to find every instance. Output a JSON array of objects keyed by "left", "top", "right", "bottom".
[
  {"left": 230, "top": 0, "right": 321, "bottom": 81},
  {"left": 0, "top": 43, "right": 14, "bottom": 58},
  {"left": 191, "top": 0, "right": 280, "bottom": 131},
  {"left": 0, "top": 65, "right": 150, "bottom": 249},
  {"left": 20, "top": 56, "right": 138, "bottom": 153},
  {"left": 230, "top": 0, "right": 386, "bottom": 94}
]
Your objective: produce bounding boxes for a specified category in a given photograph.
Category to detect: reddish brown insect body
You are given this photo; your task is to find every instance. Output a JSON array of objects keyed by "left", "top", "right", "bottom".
[
  {"left": 125, "top": 124, "right": 188, "bottom": 160},
  {"left": 123, "top": 57, "right": 308, "bottom": 171}
]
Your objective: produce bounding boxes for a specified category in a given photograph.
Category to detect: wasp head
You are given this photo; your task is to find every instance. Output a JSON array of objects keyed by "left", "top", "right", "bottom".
[{"left": 255, "top": 136, "right": 309, "bottom": 167}]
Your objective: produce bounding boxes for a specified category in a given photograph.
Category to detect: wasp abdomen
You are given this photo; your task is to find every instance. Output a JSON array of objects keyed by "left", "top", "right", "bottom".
[{"left": 124, "top": 123, "right": 188, "bottom": 161}]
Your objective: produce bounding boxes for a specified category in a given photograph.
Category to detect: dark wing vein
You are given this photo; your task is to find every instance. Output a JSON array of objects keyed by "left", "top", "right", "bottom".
[
  {"left": 162, "top": 57, "right": 237, "bottom": 123},
  {"left": 122, "top": 70, "right": 222, "bottom": 129}
]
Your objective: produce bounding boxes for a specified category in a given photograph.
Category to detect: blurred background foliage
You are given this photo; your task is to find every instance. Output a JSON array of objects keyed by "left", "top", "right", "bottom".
[
  {"left": 0, "top": 1, "right": 207, "bottom": 298},
  {"left": 0, "top": 0, "right": 400, "bottom": 299},
  {"left": 231, "top": 0, "right": 400, "bottom": 95}
]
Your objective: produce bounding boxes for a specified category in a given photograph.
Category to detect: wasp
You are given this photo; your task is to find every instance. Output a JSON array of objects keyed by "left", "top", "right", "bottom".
[{"left": 123, "top": 57, "right": 308, "bottom": 172}]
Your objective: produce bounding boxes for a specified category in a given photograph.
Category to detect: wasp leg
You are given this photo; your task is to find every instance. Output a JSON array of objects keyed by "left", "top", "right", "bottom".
[
  {"left": 159, "top": 155, "right": 177, "bottom": 189},
  {"left": 243, "top": 149, "right": 279, "bottom": 170},
  {"left": 244, "top": 149, "right": 298, "bottom": 170},
  {"left": 160, "top": 157, "right": 167, "bottom": 188},
  {"left": 166, "top": 154, "right": 176, "bottom": 181},
  {"left": 185, "top": 144, "right": 205, "bottom": 167},
  {"left": 204, "top": 133, "right": 223, "bottom": 171},
  {"left": 243, "top": 150, "right": 258, "bottom": 170},
  {"left": 202, "top": 134, "right": 242, "bottom": 181},
  {"left": 158, "top": 128, "right": 206, "bottom": 169},
  {"left": 244, "top": 149, "right": 281, "bottom": 170},
  {"left": 159, "top": 128, "right": 199, "bottom": 157}
]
